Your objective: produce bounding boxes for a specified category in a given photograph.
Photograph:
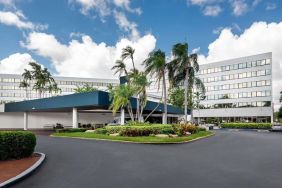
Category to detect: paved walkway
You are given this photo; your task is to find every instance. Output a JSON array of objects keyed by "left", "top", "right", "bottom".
[{"left": 14, "top": 131, "right": 282, "bottom": 188}]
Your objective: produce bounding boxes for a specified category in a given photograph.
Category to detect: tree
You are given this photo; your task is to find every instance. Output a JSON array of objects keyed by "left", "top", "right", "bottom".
[
  {"left": 168, "top": 87, "right": 185, "bottom": 108},
  {"left": 20, "top": 69, "right": 32, "bottom": 100},
  {"left": 280, "top": 90, "right": 282, "bottom": 103},
  {"left": 168, "top": 42, "right": 204, "bottom": 123},
  {"left": 109, "top": 84, "right": 135, "bottom": 121},
  {"left": 194, "top": 91, "right": 206, "bottom": 124},
  {"left": 111, "top": 60, "right": 128, "bottom": 77},
  {"left": 121, "top": 46, "right": 136, "bottom": 71},
  {"left": 278, "top": 106, "right": 282, "bottom": 119},
  {"left": 20, "top": 62, "right": 60, "bottom": 99},
  {"left": 143, "top": 49, "right": 168, "bottom": 124},
  {"left": 74, "top": 84, "right": 97, "bottom": 93}
]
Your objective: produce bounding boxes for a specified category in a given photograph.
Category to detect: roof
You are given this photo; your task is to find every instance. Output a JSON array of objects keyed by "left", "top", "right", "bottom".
[{"left": 4, "top": 91, "right": 186, "bottom": 115}]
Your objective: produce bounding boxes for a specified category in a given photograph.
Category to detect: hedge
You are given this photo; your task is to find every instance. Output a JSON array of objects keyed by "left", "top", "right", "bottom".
[
  {"left": 56, "top": 128, "right": 87, "bottom": 133},
  {"left": 0, "top": 131, "right": 36, "bottom": 161},
  {"left": 221, "top": 123, "right": 272, "bottom": 129},
  {"left": 105, "top": 125, "right": 173, "bottom": 134}
]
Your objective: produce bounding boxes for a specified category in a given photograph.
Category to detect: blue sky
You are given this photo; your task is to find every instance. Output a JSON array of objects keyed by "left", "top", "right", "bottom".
[{"left": 0, "top": 0, "right": 282, "bottom": 108}]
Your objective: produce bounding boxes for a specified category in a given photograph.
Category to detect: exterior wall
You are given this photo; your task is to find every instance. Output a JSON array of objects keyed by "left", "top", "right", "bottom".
[
  {"left": 0, "top": 112, "right": 117, "bottom": 129},
  {"left": 0, "top": 74, "right": 119, "bottom": 103},
  {"left": 193, "top": 52, "right": 273, "bottom": 122}
]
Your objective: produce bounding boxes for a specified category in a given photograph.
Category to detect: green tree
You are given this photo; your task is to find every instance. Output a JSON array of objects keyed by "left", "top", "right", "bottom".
[
  {"left": 20, "top": 69, "right": 32, "bottom": 100},
  {"left": 143, "top": 49, "right": 168, "bottom": 124},
  {"left": 168, "top": 87, "right": 185, "bottom": 108},
  {"left": 278, "top": 106, "right": 282, "bottom": 119},
  {"left": 74, "top": 84, "right": 97, "bottom": 93},
  {"left": 194, "top": 91, "right": 206, "bottom": 124},
  {"left": 168, "top": 42, "right": 205, "bottom": 123},
  {"left": 111, "top": 60, "right": 128, "bottom": 77},
  {"left": 121, "top": 46, "right": 136, "bottom": 71},
  {"left": 20, "top": 62, "right": 60, "bottom": 99},
  {"left": 109, "top": 84, "right": 135, "bottom": 121}
]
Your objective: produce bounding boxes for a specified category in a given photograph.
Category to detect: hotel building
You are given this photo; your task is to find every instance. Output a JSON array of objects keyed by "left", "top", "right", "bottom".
[{"left": 193, "top": 52, "right": 273, "bottom": 123}]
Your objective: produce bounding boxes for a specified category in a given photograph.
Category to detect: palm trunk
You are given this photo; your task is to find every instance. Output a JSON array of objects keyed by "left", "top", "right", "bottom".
[
  {"left": 136, "top": 95, "right": 139, "bottom": 121},
  {"left": 162, "top": 71, "right": 167, "bottom": 124},
  {"left": 184, "top": 69, "right": 188, "bottom": 124}
]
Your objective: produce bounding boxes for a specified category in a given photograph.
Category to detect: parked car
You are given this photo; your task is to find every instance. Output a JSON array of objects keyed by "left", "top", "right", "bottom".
[{"left": 270, "top": 122, "right": 282, "bottom": 132}]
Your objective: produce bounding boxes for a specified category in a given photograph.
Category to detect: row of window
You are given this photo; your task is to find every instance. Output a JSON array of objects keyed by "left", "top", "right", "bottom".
[
  {"left": 205, "top": 90, "right": 271, "bottom": 100},
  {"left": 206, "top": 80, "right": 271, "bottom": 92},
  {"left": 199, "top": 58, "right": 271, "bottom": 75},
  {"left": 201, "top": 69, "right": 271, "bottom": 83},
  {"left": 200, "top": 101, "right": 271, "bottom": 109}
]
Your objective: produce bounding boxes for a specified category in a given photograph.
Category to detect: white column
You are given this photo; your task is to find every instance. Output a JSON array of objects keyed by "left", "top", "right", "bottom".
[
  {"left": 72, "top": 108, "right": 78, "bottom": 128},
  {"left": 162, "top": 113, "right": 166, "bottom": 124},
  {"left": 24, "top": 112, "right": 28, "bottom": 130},
  {"left": 120, "top": 108, "right": 125, "bottom": 125}
]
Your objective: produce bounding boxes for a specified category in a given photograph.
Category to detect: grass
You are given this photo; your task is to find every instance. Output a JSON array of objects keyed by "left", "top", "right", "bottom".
[{"left": 52, "top": 131, "right": 214, "bottom": 144}]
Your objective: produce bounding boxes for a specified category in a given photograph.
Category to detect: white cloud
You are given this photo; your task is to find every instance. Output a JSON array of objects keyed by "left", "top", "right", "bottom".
[
  {"left": 0, "top": 11, "right": 48, "bottom": 30},
  {"left": 22, "top": 32, "right": 156, "bottom": 79},
  {"left": 113, "top": 10, "right": 139, "bottom": 40},
  {"left": 203, "top": 5, "right": 222, "bottom": 16},
  {"left": 187, "top": 0, "right": 221, "bottom": 6},
  {"left": 230, "top": 0, "right": 248, "bottom": 16},
  {"left": 113, "top": 0, "right": 142, "bottom": 15},
  {"left": 198, "top": 22, "right": 282, "bottom": 110},
  {"left": 0, "top": 0, "right": 15, "bottom": 6},
  {"left": 266, "top": 3, "right": 277, "bottom": 11},
  {"left": 0, "top": 53, "right": 35, "bottom": 74}
]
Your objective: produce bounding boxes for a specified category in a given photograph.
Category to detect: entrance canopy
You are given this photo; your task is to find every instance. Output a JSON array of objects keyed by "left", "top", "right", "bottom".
[{"left": 4, "top": 91, "right": 185, "bottom": 114}]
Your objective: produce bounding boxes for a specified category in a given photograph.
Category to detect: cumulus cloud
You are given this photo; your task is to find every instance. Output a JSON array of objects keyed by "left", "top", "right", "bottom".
[
  {"left": 0, "top": 10, "right": 48, "bottom": 30},
  {"left": 0, "top": 53, "right": 35, "bottom": 74},
  {"left": 21, "top": 32, "right": 156, "bottom": 79},
  {"left": 199, "top": 22, "right": 282, "bottom": 110},
  {"left": 113, "top": 0, "right": 142, "bottom": 15}
]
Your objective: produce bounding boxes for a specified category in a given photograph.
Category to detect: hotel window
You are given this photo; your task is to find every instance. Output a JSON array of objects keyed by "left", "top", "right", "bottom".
[
  {"left": 234, "top": 83, "right": 239, "bottom": 89},
  {"left": 242, "top": 72, "right": 247, "bottom": 78},
  {"left": 239, "top": 63, "right": 243, "bottom": 69},
  {"left": 252, "top": 61, "right": 256, "bottom": 67},
  {"left": 239, "top": 73, "right": 243, "bottom": 79},
  {"left": 266, "top": 80, "right": 271, "bottom": 86},
  {"left": 233, "top": 64, "right": 239, "bottom": 70},
  {"left": 257, "top": 91, "right": 262, "bottom": 97},
  {"left": 257, "top": 60, "right": 262, "bottom": 66},
  {"left": 257, "top": 81, "right": 262, "bottom": 87},
  {"left": 242, "top": 63, "right": 247, "bottom": 68},
  {"left": 266, "top": 59, "right": 271, "bottom": 65},
  {"left": 226, "top": 65, "right": 230, "bottom": 71},
  {"left": 247, "top": 72, "right": 252, "bottom": 78},
  {"left": 260, "top": 70, "right": 266, "bottom": 76},
  {"left": 261, "top": 59, "right": 266, "bottom": 66},
  {"left": 242, "top": 82, "right": 247, "bottom": 88},
  {"left": 234, "top": 74, "right": 239, "bottom": 79},
  {"left": 261, "top": 80, "right": 266, "bottom": 86},
  {"left": 252, "top": 71, "right": 257, "bottom": 77},
  {"left": 247, "top": 82, "right": 252, "bottom": 88},
  {"left": 266, "top": 69, "right": 271, "bottom": 75},
  {"left": 247, "top": 62, "right": 252, "bottom": 68},
  {"left": 252, "top": 91, "right": 257, "bottom": 97}
]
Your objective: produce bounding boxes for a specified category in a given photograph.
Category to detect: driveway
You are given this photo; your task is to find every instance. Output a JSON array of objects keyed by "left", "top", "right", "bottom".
[{"left": 14, "top": 131, "right": 282, "bottom": 188}]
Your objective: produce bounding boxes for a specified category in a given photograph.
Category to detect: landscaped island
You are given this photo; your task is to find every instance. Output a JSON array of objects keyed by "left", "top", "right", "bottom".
[{"left": 53, "top": 123, "right": 214, "bottom": 144}]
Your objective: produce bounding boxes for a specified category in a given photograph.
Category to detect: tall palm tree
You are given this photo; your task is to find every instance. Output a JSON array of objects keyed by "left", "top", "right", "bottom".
[
  {"left": 168, "top": 42, "right": 202, "bottom": 123},
  {"left": 20, "top": 69, "right": 32, "bottom": 99},
  {"left": 121, "top": 46, "right": 136, "bottom": 71},
  {"left": 143, "top": 49, "right": 168, "bottom": 124},
  {"left": 111, "top": 60, "right": 128, "bottom": 77},
  {"left": 19, "top": 80, "right": 29, "bottom": 100}
]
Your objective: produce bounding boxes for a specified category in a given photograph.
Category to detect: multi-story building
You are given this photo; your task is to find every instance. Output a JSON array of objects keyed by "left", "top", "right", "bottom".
[
  {"left": 193, "top": 52, "right": 273, "bottom": 123},
  {"left": 0, "top": 74, "right": 119, "bottom": 104}
]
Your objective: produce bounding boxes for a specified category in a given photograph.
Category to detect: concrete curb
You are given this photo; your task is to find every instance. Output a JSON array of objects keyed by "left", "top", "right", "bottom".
[
  {"left": 51, "top": 132, "right": 215, "bottom": 144},
  {"left": 219, "top": 128, "right": 270, "bottom": 133},
  {"left": 0, "top": 152, "right": 46, "bottom": 188}
]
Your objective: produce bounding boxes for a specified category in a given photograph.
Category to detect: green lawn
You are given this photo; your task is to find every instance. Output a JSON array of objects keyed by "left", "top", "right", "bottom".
[{"left": 52, "top": 131, "right": 214, "bottom": 144}]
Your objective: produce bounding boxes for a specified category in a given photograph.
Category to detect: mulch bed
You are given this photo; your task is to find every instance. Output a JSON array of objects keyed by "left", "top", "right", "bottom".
[{"left": 0, "top": 153, "right": 41, "bottom": 183}]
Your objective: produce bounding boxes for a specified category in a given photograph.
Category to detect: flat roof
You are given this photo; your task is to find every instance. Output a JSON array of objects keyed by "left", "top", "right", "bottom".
[{"left": 4, "top": 91, "right": 185, "bottom": 115}]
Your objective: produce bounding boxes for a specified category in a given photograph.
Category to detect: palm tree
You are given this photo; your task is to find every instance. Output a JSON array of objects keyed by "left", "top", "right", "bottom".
[
  {"left": 109, "top": 84, "right": 135, "bottom": 121},
  {"left": 168, "top": 42, "right": 202, "bottom": 124},
  {"left": 121, "top": 46, "right": 136, "bottom": 71},
  {"left": 19, "top": 80, "right": 29, "bottom": 100},
  {"left": 143, "top": 49, "right": 168, "bottom": 124},
  {"left": 111, "top": 60, "right": 128, "bottom": 77},
  {"left": 194, "top": 91, "right": 206, "bottom": 125},
  {"left": 20, "top": 69, "right": 32, "bottom": 99}
]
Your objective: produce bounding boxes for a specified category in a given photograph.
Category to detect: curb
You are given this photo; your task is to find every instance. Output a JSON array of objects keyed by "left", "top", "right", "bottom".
[
  {"left": 0, "top": 152, "right": 46, "bottom": 188},
  {"left": 51, "top": 132, "right": 215, "bottom": 144},
  {"left": 219, "top": 129, "right": 270, "bottom": 133}
]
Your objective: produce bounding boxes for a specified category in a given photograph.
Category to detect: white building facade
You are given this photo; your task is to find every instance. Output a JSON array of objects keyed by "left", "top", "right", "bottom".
[
  {"left": 193, "top": 52, "right": 273, "bottom": 123},
  {"left": 0, "top": 74, "right": 119, "bottom": 104}
]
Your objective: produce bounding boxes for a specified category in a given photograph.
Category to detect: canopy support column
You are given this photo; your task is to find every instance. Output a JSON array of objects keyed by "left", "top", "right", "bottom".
[
  {"left": 73, "top": 108, "right": 78, "bottom": 128},
  {"left": 120, "top": 108, "right": 125, "bottom": 125},
  {"left": 24, "top": 112, "right": 28, "bottom": 130}
]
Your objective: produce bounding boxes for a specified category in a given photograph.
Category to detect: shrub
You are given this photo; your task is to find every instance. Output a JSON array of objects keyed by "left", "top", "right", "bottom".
[
  {"left": 221, "top": 123, "right": 271, "bottom": 129},
  {"left": 126, "top": 121, "right": 151, "bottom": 126},
  {"left": 53, "top": 123, "right": 64, "bottom": 129},
  {"left": 106, "top": 125, "right": 173, "bottom": 135},
  {"left": 119, "top": 126, "right": 160, "bottom": 137},
  {"left": 172, "top": 124, "right": 198, "bottom": 136},
  {"left": 56, "top": 128, "right": 87, "bottom": 133},
  {"left": 95, "top": 128, "right": 108, "bottom": 134},
  {"left": 0, "top": 131, "right": 36, "bottom": 161}
]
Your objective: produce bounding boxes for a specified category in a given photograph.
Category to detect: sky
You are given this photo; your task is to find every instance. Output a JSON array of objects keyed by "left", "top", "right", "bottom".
[{"left": 0, "top": 0, "right": 282, "bottom": 109}]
